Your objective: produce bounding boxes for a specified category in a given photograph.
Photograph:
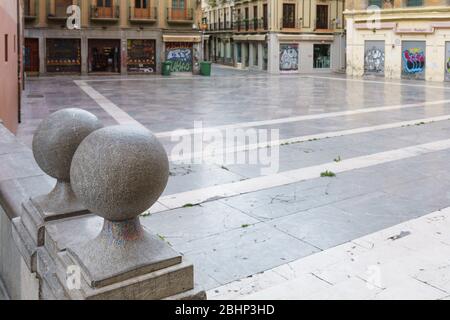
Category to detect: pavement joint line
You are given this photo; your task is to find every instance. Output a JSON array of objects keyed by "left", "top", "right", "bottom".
[
  {"left": 169, "top": 114, "right": 450, "bottom": 162},
  {"left": 206, "top": 206, "right": 450, "bottom": 300},
  {"left": 306, "top": 75, "right": 450, "bottom": 90},
  {"left": 155, "top": 138, "right": 450, "bottom": 213}
]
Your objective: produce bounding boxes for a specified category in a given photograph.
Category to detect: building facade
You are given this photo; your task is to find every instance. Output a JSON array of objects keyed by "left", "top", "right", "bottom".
[
  {"left": 0, "top": 0, "right": 22, "bottom": 133},
  {"left": 24, "top": 0, "right": 203, "bottom": 75},
  {"left": 202, "top": 0, "right": 234, "bottom": 65},
  {"left": 346, "top": 0, "right": 450, "bottom": 81},
  {"left": 203, "top": 0, "right": 346, "bottom": 73}
]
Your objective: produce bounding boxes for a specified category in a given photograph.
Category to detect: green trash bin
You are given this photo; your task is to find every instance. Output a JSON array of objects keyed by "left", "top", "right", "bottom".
[
  {"left": 200, "top": 61, "right": 212, "bottom": 76},
  {"left": 162, "top": 61, "right": 172, "bottom": 76}
]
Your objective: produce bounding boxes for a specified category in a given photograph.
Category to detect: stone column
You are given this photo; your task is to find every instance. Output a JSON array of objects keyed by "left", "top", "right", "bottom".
[
  {"left": 258, "top": 42, "right": 264, "bottom": 70},
  {"left": 248, "top": 42, "right": 254, "bottom": 67},
  {"left": 267, "top": 32, "right": 279, "bottom": 74}
]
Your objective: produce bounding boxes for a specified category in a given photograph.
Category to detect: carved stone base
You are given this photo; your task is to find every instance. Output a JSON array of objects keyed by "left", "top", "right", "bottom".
[{"left": 37, "top": 215, "right": 206, "bottom": 300}]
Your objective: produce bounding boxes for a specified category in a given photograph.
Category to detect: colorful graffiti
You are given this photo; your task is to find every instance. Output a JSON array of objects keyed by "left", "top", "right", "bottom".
[
  {"left": 279, "top": 44, "right": 298, "bottom": 71},
  {"left": 446, "top": 57, "right": 450, "bottom": 74},
  {"left": 364, "top": 47, "right": 385, "bottom": 73},
  {"left": 403, "top": 48, "right": 425, "bottom": 74},
  {"left": 166, "top": 42, "right": 193, "bottom": 72}
]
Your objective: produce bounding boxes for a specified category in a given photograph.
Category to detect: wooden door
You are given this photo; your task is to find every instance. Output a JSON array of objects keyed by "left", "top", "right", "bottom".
[
  {"left": 171, "top": 0, "right": 187, "bottom": 20},
  {"left": 135, "top": 0, "right": 149, "bottom": 18},
  {"left": 25, "top": 38, "right": 39, "bottom": 73}
]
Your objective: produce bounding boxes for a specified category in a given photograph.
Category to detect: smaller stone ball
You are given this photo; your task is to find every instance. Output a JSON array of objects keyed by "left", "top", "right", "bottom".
[
  {"left": 32, "top": 108, "right": 103, "bottom": 181},
  {"left": 70, "top": 125, "right": 169, "bottom": 221}
]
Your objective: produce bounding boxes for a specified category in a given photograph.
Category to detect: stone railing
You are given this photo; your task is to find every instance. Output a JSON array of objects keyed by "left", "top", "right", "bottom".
[{"left": 0, "top": 110, "right": 206, "bottom": 300}]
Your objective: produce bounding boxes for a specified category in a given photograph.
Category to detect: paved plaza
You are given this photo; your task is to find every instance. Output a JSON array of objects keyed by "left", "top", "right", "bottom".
[{"left": 17, "top": 65, "right": 450, "bottom": 299}]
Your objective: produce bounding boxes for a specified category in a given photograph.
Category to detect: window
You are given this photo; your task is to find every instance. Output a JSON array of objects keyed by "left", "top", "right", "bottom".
[
  {"left": 135, "top": 0, "right": 148, "bottom": 8},
  {"left": 406, "top": 0, "right": 423, "bottom": 6},
  {"left": 4, "top": 34, "right": 8, "bottom": 62},
  {"left": 313, "top": 44, "right": 331, "bottom": 69},
  {"left": 282, "top": 4, "right": 295, "bottom": 28},
  {"left": 172, "top": 0, "right": 185, "bottom": 9},
  {"left": 97, "top": 0, "right": 112, "bottom": 7},
  {"left": 263, "top": 4, "right": 268, "bottom": 29},
  {"left": 253, "top": 6, "right": 258, "bottom": 29},
  {"left": 368, "top": 0, "right": 382, "bottom": 7},
  {"left": 316, "top": 5, "right": 328, "bottom": 29}
]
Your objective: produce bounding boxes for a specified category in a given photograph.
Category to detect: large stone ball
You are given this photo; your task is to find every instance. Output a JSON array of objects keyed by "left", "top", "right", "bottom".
[
  {"left": 32, "top": 108, "right": 103, "bottom": 181},
  {"left": 70, "top": 125, "right": 169, "bottom": 221}
]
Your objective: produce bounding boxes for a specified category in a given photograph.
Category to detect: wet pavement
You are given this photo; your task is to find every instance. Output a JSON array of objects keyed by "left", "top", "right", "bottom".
[{"left": 17, "top": 65, "right": 450, "bottom": 291}]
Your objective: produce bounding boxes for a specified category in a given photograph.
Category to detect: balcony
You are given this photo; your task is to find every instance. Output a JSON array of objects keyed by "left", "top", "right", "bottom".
[
  {"left": 280, "top": 17, "right": 301, "bottom": 30},
  {"left": 129, "top": 6, "right": 157, "bottom": 23},
  {"left": 166, "top": 8, "right": 194, "bottom": 24},
  {"left": 47, "top": 0, "right": 79, "bottom": 21},
  {"left": 24, "top": 0, "right": 37, "bottom": 21},
  {"left": 314, "top": 18, "right": 335, "bottom": 31},
  {"left": 90, "top": 5, "right": 120, "bottom": 21}
]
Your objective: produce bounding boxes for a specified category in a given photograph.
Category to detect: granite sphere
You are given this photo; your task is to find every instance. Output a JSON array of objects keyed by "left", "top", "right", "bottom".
[
  {"left": 70, "top": 125, "right": 169, "bottom": 221},
  {"left": 32, "top": 108, "right": 103, "bottom": 181}
]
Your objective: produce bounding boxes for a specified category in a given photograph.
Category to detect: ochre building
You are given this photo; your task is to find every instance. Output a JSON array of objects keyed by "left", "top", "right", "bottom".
[
  {"left": 24, "top": 0, "right": 203, "bottom": 75},
  {"left": 346, "top": 0, "right": 450, "bottom": 81}
]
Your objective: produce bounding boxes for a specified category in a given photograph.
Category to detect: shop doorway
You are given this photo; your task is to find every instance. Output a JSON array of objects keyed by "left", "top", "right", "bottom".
[
  {"left": 165, "top": 42, "right": 193, "bottom": 72},
  {"left": 364, "top": 40, "right": 385, "bottom": 75},
  {"left": 401, "top": 40, "right": 425, "bottom": 80},
  {"left": 46, "top": 38, "right": 81, "bottom": 73},
  {"left": 127, "top": 39, "right": 156, "bottom": 73},
  {"left": 313, "top": 44, "right": 331, "bottom": 69},
  {"left": 25, "top": 38, "right": 39, "bottom": 74},
  {"left": 88, "top": 39, "right": 121, "bottom": 73}
]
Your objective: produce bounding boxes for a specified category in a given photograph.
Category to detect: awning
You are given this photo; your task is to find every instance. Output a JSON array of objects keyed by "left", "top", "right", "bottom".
[
  {"left": 163, "top": 35, "right": 202, "bottom": 43},
  {"left": 277, "top": 34, "right": 335, "bottom": 42}
]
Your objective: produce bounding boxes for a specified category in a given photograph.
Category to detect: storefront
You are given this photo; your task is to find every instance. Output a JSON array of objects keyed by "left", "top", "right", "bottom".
[
  {"left": 46, "top": 38, "right": 81, "bottom": 73},
  {"left": 313, "top": 44, "right": 331, "bottom": 69},
  {"left": 88, "top": 39, "right": 121, "bottom": 73},
  {"left": 163, "top": 34, "right": 202, "bottom": 73},
  {"left": 346, "top": 7, "right": 450, "bottom": 82},
  {"left": 279, "top": 43, "right": 299, "bottom": 72},
  {"left": 364, "top": 40, "right": 385, "bottom": 75},
  {"left": 127, "top": 39, "right": 156, "bottom": 73},
  {"left": 165, "top": 42, "right": 193, "bottom": 72},
  {"left": 266, "top": 33, "right": 342, "bottom": 74},
  {"left": 401, "top": 41, "right": 426, "bottom": 80}
]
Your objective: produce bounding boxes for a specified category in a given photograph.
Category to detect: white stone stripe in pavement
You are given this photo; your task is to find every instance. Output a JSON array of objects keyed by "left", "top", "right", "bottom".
[
  {"left": 306, "top": 75, "right": 450, "bottom": 90},
  {"left": 74, "top": 80, "right": 145, "bottom": 129},
  {"left": 207, "top": 207, "right": 450, "bottom": 300},
  {"left": 156, "top": 138, "right": 450, "bottom": 212},
  {"left": 156, "top": 99, "right": 450, "bottom": 138},
  {"left": 169, "top": 114, "right": 450, "bottom": 162},
  {"left": 74, "top": 79, "right": 450, "bottom": 139}
]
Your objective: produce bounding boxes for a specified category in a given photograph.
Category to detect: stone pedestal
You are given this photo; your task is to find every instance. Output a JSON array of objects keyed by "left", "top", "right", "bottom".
[{"left": 34, "top": 214, "right": 205, "bottom": 300}]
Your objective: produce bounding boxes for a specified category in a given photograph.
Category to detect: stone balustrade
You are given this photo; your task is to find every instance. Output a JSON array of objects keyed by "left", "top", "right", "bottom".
[{"left": 0, "top": 111, "right": 205, "bottom": 300}]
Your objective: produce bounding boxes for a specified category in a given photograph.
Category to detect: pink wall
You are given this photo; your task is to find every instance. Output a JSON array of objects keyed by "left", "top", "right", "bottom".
[{"left": 0, "top": 1, "right": 19, "bottom": 134}]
